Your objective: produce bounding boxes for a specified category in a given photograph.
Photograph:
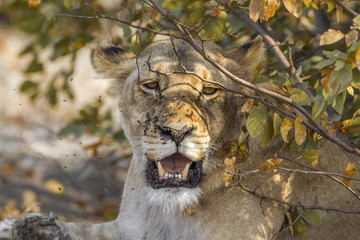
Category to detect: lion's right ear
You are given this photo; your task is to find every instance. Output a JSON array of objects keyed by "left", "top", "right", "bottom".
[{"left": 92, "top": 41, "right": 136, "bottom": 80}]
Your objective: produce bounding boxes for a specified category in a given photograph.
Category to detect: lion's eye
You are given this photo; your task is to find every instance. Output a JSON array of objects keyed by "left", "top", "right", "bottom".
[
  {"left": 202, "top": 86, "right": 218, "bottom": 95},
  {"left": 142, "top": 81, "right": 159, "bottom": 90}
]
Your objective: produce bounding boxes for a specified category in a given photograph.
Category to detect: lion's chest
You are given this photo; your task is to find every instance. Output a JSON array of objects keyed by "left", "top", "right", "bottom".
[{"left": 119, "top": 206, "right": 205, "bottom": 240}]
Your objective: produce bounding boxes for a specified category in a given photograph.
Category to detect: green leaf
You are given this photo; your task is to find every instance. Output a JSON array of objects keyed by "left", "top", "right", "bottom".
[
  {"left": 312, "top": 94, "right": 327, "bottom": 120},
  {"left": 273, "top": 113, "right": 282, "bottom": 138},
  {"left": 334, "top": 60, "right": 345, "bottom": 70},
  {"left": 315, "top": 58, "right": 336, "bottom": 69},
  {"left": 46, "top": 80, "right": 58, "bottom": 107},
  {"left": 261, "top": 112, "right": 274, "bottom": 147},
  {"left": 352, "top": 68, "right": 360, "bottom": 89},
  {"left": 20, "top": 80, "right": 37, "bottom": 92},
  {"left": 323, "top": 50, "right": 348, "bottom": 60},
  {"left": 347, "top": 117, "right": 360, "bottom": 136},
  {"left": 58, "top": 123, "right": 86, "bottom": 138},
  {"left": 289, "top": 88, "right": 311, "bottom": 106},
  {"left": 301, "top": 209, "right": 322, "bottom": 226},
  {"left": 339, "top": 64, "right": 353, "bottom": 92},
  {"left": 291, "top": 211, "right": 308, "bottom": 238},
  {"left": 63, "top": 0, "right": 73, "bottom": 9},
  {"left": 304, "top": 138, "right": 319, "bottom": 163},
  {"left": 25, "top": 57, "right": 43, "bottom": 73},
  {"left": 332, "top": 91, "right": 346, "bottom": 114},
  {"left": 323, "top": 70, "right": 340, "bottom": 102},
  {"left": 247, "top": 105, "right": 268, "bottom": 138}
]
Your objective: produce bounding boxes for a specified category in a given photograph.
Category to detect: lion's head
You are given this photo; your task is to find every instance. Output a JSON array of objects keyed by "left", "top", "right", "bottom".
[{"left": 92, "top": 38, "right": 264, "bottom": 211}]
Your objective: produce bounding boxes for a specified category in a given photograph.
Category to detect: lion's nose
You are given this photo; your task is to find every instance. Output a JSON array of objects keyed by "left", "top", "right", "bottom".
[{"left": 157, "top": 126, "right": 194, "bottom": 147}]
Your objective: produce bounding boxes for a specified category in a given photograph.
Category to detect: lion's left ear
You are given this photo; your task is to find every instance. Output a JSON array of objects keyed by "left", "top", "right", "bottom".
[
  {"left": 223, "top": 36, "right": 265, "bottom": 79},
  {"left": 92, "top": 40, "right": 136, "bottom": 80}
]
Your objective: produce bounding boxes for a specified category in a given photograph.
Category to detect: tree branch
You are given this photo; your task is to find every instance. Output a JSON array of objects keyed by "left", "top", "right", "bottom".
[{"left": 334, "top": 0, "right": 359, "bottom": 17}]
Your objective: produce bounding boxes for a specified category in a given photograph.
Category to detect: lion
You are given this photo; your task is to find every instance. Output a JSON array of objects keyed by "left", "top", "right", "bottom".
[{"left": 5, "top": 37, "right": 360, "bottom": 240}]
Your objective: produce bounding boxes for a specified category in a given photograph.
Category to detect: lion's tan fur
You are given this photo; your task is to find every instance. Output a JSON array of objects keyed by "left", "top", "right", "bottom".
[{"left": 10, "top": 38, "right": 360, "bottom": 240}]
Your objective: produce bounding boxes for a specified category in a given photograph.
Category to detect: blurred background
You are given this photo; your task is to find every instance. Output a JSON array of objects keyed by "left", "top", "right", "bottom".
[{"left": 0, "top": 0, "right": 133, "bottom": 222}]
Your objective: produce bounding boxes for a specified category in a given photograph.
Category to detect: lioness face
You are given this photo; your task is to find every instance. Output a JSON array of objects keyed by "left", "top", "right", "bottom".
[{"left": 92, "top": 38, "right": 264, "bottom": 210}]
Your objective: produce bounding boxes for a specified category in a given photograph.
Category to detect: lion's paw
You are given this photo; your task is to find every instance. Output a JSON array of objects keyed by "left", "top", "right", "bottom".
[{"left": 12, "top": 213, "right": 71, "bottom": 240}]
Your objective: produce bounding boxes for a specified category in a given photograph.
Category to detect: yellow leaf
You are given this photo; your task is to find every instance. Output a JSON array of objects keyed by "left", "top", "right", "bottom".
[
  {"left": 303, "top": 0, "right": 312, "bottom": 8},
  {"left": 326, "top": 0, "right": 336, "bottom": 12},
  {"left": 320, "top": 29, "right": 344, "bottom": 46},
  {"left": 294, "top": 116, "right": 307, "bottom": 145},
  {"left": 249, "top": 0, "right": 265, "bottom": 22},
  {"left": 280, "top": 117, "right": 293, "bottom": 142},
  {"left": 283, "top": 0, "right": 303, "bottom": 18},
  {"left": 342, "top": 163, "right": 356, "bottom": 187},
  {"left": 262, "top": 0, "right": 280, "bottom": 21},
  {"left": 345, "top": 30, "right": 358, "bottom": 47},
  {"left": 241, "top": 99, "right": 256, "bottom": 113},
  {"left": 44, "top": 179, "right": 64, "bottom": 194},
  {"left": 28, "top": 0, "right": 41, "bottom": 8},
  {"left": 223, "top": 157, "right": 236, "bottom": 186},
  {"left": 258, "top": 158, "right": 283, "bottom": 171},
  {"left": 347, "top": 86, "right": 354, "bottom": 96}
]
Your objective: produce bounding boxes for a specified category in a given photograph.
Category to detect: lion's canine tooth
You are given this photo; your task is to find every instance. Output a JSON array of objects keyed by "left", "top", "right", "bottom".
[
  {"left": 157, "top": 161, "right": 166, "bottom": 178},
  {"left": 181, "top": 163, "right": 190, "bottom": 179}
]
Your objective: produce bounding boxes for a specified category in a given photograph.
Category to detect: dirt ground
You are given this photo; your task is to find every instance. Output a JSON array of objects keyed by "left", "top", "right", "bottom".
[{"left": 0, "top": 27, "right": 130, "bottom": 223}]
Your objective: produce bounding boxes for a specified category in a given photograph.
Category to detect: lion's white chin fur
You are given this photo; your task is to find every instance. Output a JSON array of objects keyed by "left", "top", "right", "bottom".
[{"left": 145, "top": 186, "right": 201, "bottom": 214}]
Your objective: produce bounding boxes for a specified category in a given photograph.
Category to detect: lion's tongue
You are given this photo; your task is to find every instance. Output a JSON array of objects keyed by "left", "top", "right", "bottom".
[{"left": 160, "top": 153, "right": 192, "bottom": 173}]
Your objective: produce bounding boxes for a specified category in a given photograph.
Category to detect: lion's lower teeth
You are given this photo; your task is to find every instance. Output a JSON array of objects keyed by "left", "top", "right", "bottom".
[{"left": 163, "top": 173, "right": 182, "bottom": 179}]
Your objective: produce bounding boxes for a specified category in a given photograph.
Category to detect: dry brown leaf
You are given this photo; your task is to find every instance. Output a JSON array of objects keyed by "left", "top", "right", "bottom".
[
  {"left": 212, "top": 8, "right": 223, "bottom": 17},
  {"left": 28, "top": 0, "right": 41, "bottom": 8},
  {"left": 321, "top": 68, "right": 332, "bottom": 90},
  {"left": 342, "top": 163, "right": 356, "bottom": 187},
  {"left": 183, "top": 206, "right": 196, "bottom": 217},
  {"left": 223, "top": 157, "right": 236, "bottom": 186},
  {"left": 149, "top": 7, "right": 158, "bottom": 20},
  {"left": 249, "top": 0, "right": 265, "bottom": 22},
  {"left": 258, "top": 158, "right": 283, "bottom": 171},
  {"left": 262, "top": 0, "right": 280, "bottom": 21},
  {"left": 294, "top": 115, "right": 307, "bottom": 145},
  {"left": 326, "top": 125, "right": 336, "bottom": 135},
  {"left": 320, "top": 29, "right": 344, "bottom": 46},
  {"left": 283, "top": 0, "right": 303, "bottom": 18}
]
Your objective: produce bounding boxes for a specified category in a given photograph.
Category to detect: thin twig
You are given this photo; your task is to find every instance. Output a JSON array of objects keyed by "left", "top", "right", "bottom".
[
  {"left": 334, "top": 0, "right": 359, "bottom": 17},
  {"left": 271, "top": 208, "right": 304, "bottom": 240},
  {"left": 279, "top": 155, "right": 360, "bottom": 201},
  {"left": 275, "top": 166, "right": 360, "bottom": 181},
  {"left": 239, "top": 183, "right": 360, "bottom": 214}
]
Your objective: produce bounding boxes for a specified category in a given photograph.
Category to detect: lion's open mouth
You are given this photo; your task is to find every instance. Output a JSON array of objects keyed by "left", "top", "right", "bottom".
[{"left": 147, "top": 153, "right": 202, "bottom": 189}]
